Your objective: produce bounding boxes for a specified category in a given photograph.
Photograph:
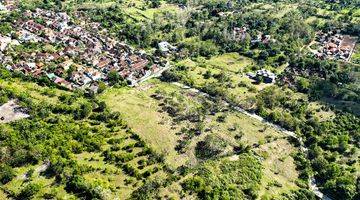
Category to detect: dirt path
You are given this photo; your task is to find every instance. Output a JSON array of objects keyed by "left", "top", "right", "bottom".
[{"left": 17, "top": 162, "right": 49, "bottom": 180}]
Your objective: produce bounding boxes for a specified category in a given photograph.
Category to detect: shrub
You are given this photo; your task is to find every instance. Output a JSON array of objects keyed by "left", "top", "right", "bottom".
[
  {"left": 195, "top": 134, "right": 227, "bottom": 159},
  {"left": 17, "top": 183, "right": 41, "bottom": 200},
  {"left": 0, "top": 164, "right": 16, "bottom": 184}
]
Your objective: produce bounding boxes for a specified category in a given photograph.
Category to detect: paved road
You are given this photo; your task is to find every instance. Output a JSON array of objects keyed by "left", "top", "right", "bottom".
[{"left": 133, "top": 62, "right": 171, "bottom": 86}]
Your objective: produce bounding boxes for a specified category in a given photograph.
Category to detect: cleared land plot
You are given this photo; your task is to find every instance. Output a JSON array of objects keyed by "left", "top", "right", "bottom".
[{"left": 0, "top": 100, "right": 29, "bottom": 123}]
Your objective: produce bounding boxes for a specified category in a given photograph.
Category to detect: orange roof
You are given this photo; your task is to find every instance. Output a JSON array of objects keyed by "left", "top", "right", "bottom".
[{"left": 328, "top": 43, "right": 337, "bottom": 48}]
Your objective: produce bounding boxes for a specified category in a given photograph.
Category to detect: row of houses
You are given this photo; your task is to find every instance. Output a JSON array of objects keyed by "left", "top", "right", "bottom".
[{"left": 0, "top": 8, "right": 165, "bottom": 91}]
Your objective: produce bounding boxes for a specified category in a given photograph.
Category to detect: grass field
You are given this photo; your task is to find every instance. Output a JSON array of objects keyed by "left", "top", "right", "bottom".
[
  {"left": 100, "top": 79, "right": 301, "bottom": 198},
  {"left": 100, "top": 80, "right": 188, "bottom": 167},
  {"left": 175, "top": 53, "right": 276, "bottom": 105}
]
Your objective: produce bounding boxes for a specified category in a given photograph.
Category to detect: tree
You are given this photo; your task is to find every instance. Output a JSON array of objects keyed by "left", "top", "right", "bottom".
[
  {"left": 74, "top": 102, "right": 92, "bottom": 119},
  {"left": 0, "top": 164, "right": 16, "bottom": 184},
  {"left": 17, "top": 183, "right": 41, "bottom": 200},
  {"left": 324, "top": 174, "right": 357, "bottom": 200},
  {"left": 149, "top": 0, "right": 161, "bottom": 8},
  {"left": 195, "top": 134, "right": 227, "bottom": 159},
  {"left": 296, "top": 78, "right": 310, "bottom": 93},
  {"left": 107, "top": 70, "right": 122, "bottom": 86},
  {"left": 97, "top": 81, "right": 107, "bottom": 93}
]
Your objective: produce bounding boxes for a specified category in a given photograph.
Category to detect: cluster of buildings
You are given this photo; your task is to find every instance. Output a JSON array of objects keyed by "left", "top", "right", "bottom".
[
  {"left": 0, "top": 0, "right": 16, "bottom": 11},
  {"left": 247, "top": 69, "right": 276, "bottom": 84},
  {"left": 0, "top": 8, "right": 165, "bottom": 91},
  {"left": 313, "top": 30, "right": 357, "bottom": 62}
]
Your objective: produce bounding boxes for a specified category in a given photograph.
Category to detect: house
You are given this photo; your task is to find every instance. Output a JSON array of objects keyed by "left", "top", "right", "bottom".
[
  {"left": 23, "top": 20, "right": 45, "bottom": 33},
  {"left": 256, "top": 69, "right": 276, "bottom": 83},
  {"left": 262, "top": 35, "right": 271, "bottom": 44},
  {"left": 59, "top": 60, "right": 73, "bottom": 71},
  {"left": 0, "top": 35, "right": 11, "bottom": 51},
  {"left": 233, "top": 27, "right": 247, "bottom": 41},
  {"left": 54, "top": 77, "right": 72, "bottom": 90},
  {"left": 88, "top": 83, "right": 99, "bottom": 94},
  {"left": 32, "top": 69, "right": 44, "bottom": 77},
  {"left": 316, "top": 52, "right": 324, "bottom": 60},
  {"left": 63, "top": 46, "right": 79, "bottom": 57},
  {"left": 178, "top": 4, "right": 187, "bottom": 9},
  {"left": 246, "top": 72, "right": 256, "bottom": 79},
  {"left": 18, "top": 30, "right": 40, "bottom": 42},
  {"left": 84, "top": 67, "right": 103, "bottom": 81},
  {"left": 95, "top": 58, "right": 111, "bottom": 70},
  {"left": 50, "top": 53, "right": 61, "bottom": 61},
  {"left": 36, "top": 52, "right": 49, "bottom": 60},
  {"left": 46, "top": 73, "right": 57, "bottom": 80},
  {"left": 248, "top": 69, "right": 276, "bottom": 83},
  {"left": 158, "top": 41, "right": 177, "bottom": 55},
  {"left": 44, "top": 28, "right": 56, "bottom": 42}
]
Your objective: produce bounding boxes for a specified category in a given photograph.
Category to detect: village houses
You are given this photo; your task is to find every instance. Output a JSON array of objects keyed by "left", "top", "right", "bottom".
[{"left": 0, "top": 8, "right": 166, "bottom": 91}]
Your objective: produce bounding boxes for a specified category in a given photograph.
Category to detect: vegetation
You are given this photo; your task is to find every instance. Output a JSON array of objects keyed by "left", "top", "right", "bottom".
[
  {"left": 0, "top": 0, "right": 358, "bottom": 199},
  {"left": 182, "top": 154, "right": 262, "bottom": 200}
]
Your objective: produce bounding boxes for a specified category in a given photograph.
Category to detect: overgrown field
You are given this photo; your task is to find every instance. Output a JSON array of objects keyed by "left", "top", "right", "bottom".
[{"left": 100, "top": 79, "right": 302, "bottom": 199}]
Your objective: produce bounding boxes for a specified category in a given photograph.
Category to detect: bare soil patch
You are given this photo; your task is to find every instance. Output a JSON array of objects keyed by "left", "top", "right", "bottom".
[{"left": 0, "top": 100, "right": 29, "bottom": 123}]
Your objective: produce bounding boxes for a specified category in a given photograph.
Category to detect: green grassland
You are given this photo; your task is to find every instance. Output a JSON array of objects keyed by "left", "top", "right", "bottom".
[
  {"left": 173, "top": 52, "right": 295, "bottom": 113},
  {"left": 100, "top": 81, "right": 189, "bottom": 168},
  {"left": 3, "top": 76, "right": 298, "bottom": 199},
  {"left": 100, "top": 79, "right": 301, "bottom": 199}
]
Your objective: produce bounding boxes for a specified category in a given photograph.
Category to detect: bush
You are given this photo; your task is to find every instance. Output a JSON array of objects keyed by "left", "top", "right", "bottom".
[
  {"left": 0, "top": 164, "right": 16, "bottom": 184},
  {"left": 65, "top": 175, "right": 103, "bottom": 199},
  {"left": 17, "top": 183, "right": 41, "bottom": 200},
  {"left": 195, "top": 134, "right": 227, "bottom": 159}
]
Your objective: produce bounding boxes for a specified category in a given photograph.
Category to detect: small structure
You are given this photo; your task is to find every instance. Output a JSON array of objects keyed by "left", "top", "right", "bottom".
[
  {"left": 158, "top": 41, "right": 177, "bottom": 56},
  {"left": 233, "top": 27, "right": 247, "bottom": 41},
  {"left": 0, "top": 35, "right": 11, "bottom": 51},
  {"left": 247, "top": 69, "right": 276, "bottom": 84}
]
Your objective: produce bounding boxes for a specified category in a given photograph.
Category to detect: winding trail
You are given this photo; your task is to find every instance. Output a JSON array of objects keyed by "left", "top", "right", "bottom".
[{"left": 171, "top": 81, "right": 333, "bottom": 200}]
